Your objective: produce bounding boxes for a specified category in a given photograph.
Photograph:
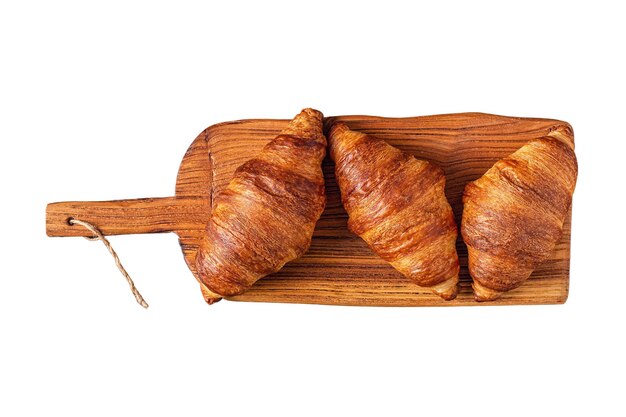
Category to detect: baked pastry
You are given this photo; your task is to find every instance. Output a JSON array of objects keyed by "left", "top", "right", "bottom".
[
  {"left": 328, "top": 122, "right": 459, "bottom": 300},
  {"left": 195, "top": 108, "right": 327, "bottom": 304},
  {"left": 462, "top": 132, "right": 578, "bottom": 301}
]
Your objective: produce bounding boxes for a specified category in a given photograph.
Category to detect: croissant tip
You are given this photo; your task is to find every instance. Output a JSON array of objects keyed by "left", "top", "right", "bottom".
[
  {"left": 204, "top": 297, "right": 223, "bottom": 305},
  {"left": 547, "top": 124, "right": 575, "bottom": 150},
  {"left": 328, "top": 121, "right": 350, "bottom": 138},
  {"left": 430, "top": 276, "right": 459, "bottom": 301},
  {"left": 298, "top": 108, "right": 323, "bottom": 121},
  {"left": 472, "top": 281, "right": 503, "bottom": 302},
  {"left": 439, "top": 289, "right": 458, "bottom": 301},
  {"left": 199, "top": 283, "right": 224, "bottom": 305}
]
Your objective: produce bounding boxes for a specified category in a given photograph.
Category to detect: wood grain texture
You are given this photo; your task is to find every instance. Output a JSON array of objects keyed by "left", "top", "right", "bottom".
[{"left": 46, "top": 113, "right": 573, "bottom": 306}]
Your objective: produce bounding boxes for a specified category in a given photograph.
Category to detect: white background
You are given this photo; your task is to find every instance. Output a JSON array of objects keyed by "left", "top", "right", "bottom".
[{"left": 1, "top": 1, "right": 624, "bottom": 416}]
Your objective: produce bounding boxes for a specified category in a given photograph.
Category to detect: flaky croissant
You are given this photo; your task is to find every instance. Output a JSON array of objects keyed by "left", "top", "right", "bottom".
[
  {"left": 329, "top": 122, "right": 460, "bottom": 300},
  {"left": 462, "top": 132, "right": 578, "bottom": 301},
  {"left": 195, "top": 108, "right": 327, "bottom": 304}
]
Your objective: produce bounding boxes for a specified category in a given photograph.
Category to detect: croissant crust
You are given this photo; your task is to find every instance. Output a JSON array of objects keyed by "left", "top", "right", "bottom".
[
  {"left": 329, "top": 122, "right": 460, "bottom": 300},
  {"left": 461, "top": 135, "right": 578, "bottom": 301},
  {"left": 195, "top": 108, "right": 327, "bottom": 303}
]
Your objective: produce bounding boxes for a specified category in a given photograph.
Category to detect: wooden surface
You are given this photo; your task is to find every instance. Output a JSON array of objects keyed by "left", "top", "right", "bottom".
[{"left": 46, "top": 113, "right": 573, "bottom": 306}]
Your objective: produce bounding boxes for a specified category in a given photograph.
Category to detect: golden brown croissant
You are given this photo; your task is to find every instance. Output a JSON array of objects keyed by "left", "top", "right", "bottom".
[
  {"left": 195, "top": 108, "right": 327, "bottom": 304},
  {"left": 462, "top": 133, "right": 578, "bottom": 301},
  {"left": 329, "top": 122, "right": 460, "bottom": 300}
]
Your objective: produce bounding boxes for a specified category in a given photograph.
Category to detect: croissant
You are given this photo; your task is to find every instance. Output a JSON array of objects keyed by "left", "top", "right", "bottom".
[
  {"left": 461, "top": 133, "right": 578, "bottom": 301},
  {"left": 328, "top": 122, "right": 460, "bottom": 300},
  {"left": 195, "top": 108, "right": 327, "bottom": 304}
]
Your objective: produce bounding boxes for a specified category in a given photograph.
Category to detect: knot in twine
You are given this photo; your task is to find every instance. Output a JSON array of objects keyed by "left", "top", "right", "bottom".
[{"left": 69, "top": 218, "right": 149, "bottom": 309}]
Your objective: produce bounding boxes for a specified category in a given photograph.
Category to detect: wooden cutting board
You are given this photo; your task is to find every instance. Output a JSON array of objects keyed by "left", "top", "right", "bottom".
[{"left": 46, "top": 113, "right": 573, "bottom": 306}]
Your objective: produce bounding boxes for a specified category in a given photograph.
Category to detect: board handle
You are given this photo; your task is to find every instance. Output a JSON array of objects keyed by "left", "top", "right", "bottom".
[{"left": 46, "top": 196, "right": 210, "bottom": 237}]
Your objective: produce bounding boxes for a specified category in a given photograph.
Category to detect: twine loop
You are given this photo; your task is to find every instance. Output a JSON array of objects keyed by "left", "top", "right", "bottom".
[{"left": 68, "top": 218, "right": 149, "bottom": 309}]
